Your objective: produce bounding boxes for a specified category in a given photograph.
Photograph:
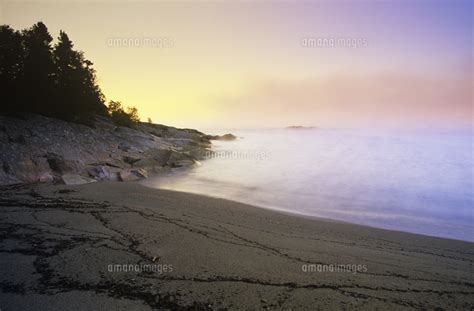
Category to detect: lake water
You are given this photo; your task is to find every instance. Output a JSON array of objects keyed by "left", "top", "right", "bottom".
[{"left": 142, "top": 128, "right": 473, "bottom": 241}]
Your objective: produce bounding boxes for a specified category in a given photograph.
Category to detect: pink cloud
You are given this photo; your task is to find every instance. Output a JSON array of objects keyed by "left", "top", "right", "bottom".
[{"left": 212, "top": 72, "right": 472, "bottom": 129}]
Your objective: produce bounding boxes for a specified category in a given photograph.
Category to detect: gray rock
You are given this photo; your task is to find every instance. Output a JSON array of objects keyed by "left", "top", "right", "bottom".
[
  {"left": 46, "top": 153, "right": 80, "bottom": 174},
  {"left": 0, "top": 114, "right": 213, "bottom": 185},
  {"left": 9, "top": 134, "right": 26, "bottom": 144},
  {"left": 132, "top": 149, "right": 171, "bottom": 169},
  {"left": 39, "top": 172, "right": 54, "bottom": 183},
  {"left": 60, "top": 174, "right": 97, "bottom": 185},
  {"left": 167, "top": 150, "right": 194, "bottom": 167},
  {"left": 131, "top": 168, "right": 148, "bottom": 178},
  {"left": 175, "top": 159, "right": 198, "bottom": 167},
  {"left": 122, "top": 156, "right": 141, "bottom": 165},
  {"left": 118, "top": 170, "right": 140, "bottom": 182},
  {"left": 88, "top": 166, "right": 114, "bottom": 180},
  {"left": 6, "top": 158, "right": 51, "bottom": 183}
]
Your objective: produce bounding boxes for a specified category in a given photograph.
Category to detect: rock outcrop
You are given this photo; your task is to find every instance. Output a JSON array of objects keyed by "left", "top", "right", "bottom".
[
  {"left": 205, "top": 133, "right": 238, "bottom": 141},
  {"left": 0, "top": 114, "right": 213, "bottom": 185}
]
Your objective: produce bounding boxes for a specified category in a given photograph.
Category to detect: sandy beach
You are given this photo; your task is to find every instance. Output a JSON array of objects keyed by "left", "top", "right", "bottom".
[{"left": 1, "top": 181, "right": 473, "bottom": 310}]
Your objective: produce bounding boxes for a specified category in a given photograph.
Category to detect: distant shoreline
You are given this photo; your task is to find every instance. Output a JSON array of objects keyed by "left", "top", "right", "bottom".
[{"left": 285, "top": 125, "right": 317, "bottom": 130}]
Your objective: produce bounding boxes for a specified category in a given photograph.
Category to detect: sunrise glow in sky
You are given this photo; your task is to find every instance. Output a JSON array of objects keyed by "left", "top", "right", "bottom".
[{"left": 2, "top": 0, "right": 472, "bottom": 129}]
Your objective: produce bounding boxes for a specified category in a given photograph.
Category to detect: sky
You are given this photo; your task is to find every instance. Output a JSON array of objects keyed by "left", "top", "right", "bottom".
[{"left": 1, "top": 0, "right": 472, "bottom": 130}]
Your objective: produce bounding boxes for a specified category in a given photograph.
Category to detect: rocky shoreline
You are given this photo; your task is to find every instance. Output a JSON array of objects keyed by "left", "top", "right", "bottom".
[{"left": 0, "top": 114, "right": 222, "bottom": 185}]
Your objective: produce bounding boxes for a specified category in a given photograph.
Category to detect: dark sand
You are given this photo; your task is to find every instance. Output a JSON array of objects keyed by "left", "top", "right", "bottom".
[{"left": 1, "top": 182, "right": 473, "bottom": 310}]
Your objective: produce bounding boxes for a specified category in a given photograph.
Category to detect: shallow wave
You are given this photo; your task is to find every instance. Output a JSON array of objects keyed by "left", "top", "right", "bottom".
[{"left": 143, "top": 128, "right": 474, "bottom": 241}]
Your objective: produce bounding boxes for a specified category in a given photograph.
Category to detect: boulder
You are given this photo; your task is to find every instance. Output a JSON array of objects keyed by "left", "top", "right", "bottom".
[
  {"left": 188, "top": 148, "right": 212, "bottom": 160},
  {"left": 104, "top": 158, "right": 130, "bottom": 169},
  {"left": 88, "top": 166, "right": 107, "bottom": 180},
  {"left": 132, "top": 149, "right": 171, "bottom": 169},
  {"left": 132, "top": 158, "right": 161, "bottom": 169},
  {"left": 118, "top": 171, "right": 139, "bottom": 182},
  {"left": 123, "top": 155, "right": 141, "bottom": 165},
  {"left": 154, "top": 149, "right": 173, "bottom": 163},
  {"left": 88, "top": 166, "right": 118, "bottom": 180},
  {"left": 60, "top": 174, "right": 97, "bottom": 185},
  {"left": 46, "top": 153, "right": 81, "bottom": 174},
  {"left": 131, "top": 168, "right": 148, "bottom": 178},
  {"left": 174, "top": 159, "right": 198, "bottom": 167},
  {"left": 39, "top": 172, "right": 54, "bottom": 183},
  {"left": 0, "top": 167, "right": 21, "bottom": 185},
  {"left": 167, "top": 150, "right": 194, "bottom": 167},
  {"left": 8, "top": 158, "right": 51, "bottom": 183},
  {"left": 118, "top": 168, "right": 149, "bottom": 181}
]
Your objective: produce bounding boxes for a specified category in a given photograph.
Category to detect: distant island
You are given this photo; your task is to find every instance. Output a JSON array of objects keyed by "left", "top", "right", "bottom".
[{"left": 285, "top": 125, "right": 317, "bottom": 129}]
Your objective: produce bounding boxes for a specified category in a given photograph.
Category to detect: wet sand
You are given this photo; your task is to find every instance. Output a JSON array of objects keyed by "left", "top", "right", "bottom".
[{"left": 1, "top": 182, "right": 473, "bottom": 310}]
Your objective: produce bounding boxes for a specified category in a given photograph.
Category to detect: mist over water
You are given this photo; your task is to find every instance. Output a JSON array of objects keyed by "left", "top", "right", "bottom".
[{"left": 142, "top": 128, "right": 473, "bottom": 241}]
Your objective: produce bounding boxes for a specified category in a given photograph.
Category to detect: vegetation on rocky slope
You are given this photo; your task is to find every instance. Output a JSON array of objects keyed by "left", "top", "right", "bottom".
[{"left": 0, "top": 22, "right": 140, "bottom": 127}]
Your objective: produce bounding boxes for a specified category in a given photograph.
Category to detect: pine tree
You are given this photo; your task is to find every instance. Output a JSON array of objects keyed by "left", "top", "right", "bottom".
[
  {"left": 54, "top": 31, "right": 107, "bottom": 123},
  {"left": 21, "top": 22, "right": 55, "bottom": 114},
  {"left": 0, "top": 25, "right": 24, "bottom": 114},
  {"left": 78, "top": 54, "right": 108, "bottom": 117},
  {"left": 53, "top": 30, "right": 78, "bottom": 119}
]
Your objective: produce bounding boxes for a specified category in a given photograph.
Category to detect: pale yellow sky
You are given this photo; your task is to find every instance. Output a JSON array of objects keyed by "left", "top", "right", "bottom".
[{"left": 2, "top": 1, "right": 472, "bottom": 129}]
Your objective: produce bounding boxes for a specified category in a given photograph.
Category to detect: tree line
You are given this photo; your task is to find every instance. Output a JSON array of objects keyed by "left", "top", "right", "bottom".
[{"left": 0, "top": 22, "right": 140, "bottom": 127}]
